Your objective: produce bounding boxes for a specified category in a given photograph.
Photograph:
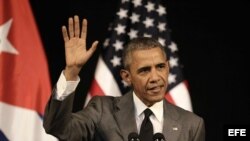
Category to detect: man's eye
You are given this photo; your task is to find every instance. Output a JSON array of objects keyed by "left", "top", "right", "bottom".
[
  {"left": 141, "top": 69, "right": 149, "bottom": 73},
  {"left": 138, "top": 68, "right": 150, "bottom": 74},
  {"left": 157, "top": 64, "right": 166, "bottom": 69}
]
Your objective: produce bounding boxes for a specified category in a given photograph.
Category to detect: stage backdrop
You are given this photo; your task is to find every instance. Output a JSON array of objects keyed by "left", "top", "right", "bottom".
[{"left": 30, "top": 1, "right": 250, "bottom": 141}]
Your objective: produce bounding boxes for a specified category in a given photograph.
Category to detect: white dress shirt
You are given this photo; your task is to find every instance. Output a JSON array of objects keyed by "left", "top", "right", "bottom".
[
  {"left": 54, "top": 71, "right": 80, "bottom": 101},
  {"left": 133, "top": 92, "right": 163, "bottom": 134}
]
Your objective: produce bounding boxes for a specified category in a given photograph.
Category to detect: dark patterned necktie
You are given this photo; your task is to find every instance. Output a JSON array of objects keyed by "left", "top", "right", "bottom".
[{"left": 139, "top": 108, "right": 153, "bottom": 141}]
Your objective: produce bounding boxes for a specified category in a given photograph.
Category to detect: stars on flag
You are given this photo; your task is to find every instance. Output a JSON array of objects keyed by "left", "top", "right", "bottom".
[
  {"left": 114, "top": 24, "right": 126, "bottom": 35},
  {"left": 100, "top": 0, "right": 183, "bottom": 93},
  {"left": 169, "top": 56, "right": 178, "bottom": 68},
  {"left": 103, "top": 38, "right": 110, "bottom": 47},
  {"left": 158, "top": 22, "right": 166, "bottom": 32},
  {"left": 0, "top": 19, "right": 19, "bottom": 55},
  {"left": 113, "top": 40, "right": 124, "bottom": 51},
  {"left": 168, "top": 73, "right": 177, "bottom": 84},
  {"left": 117, "top": 8, "right": 128, "bottom": 19},
  {"left": 110, "top": 55, "right": 121, "bottom": 67},
  {"left": 132, "top": 0, "right": 142, "bottom": 7},
  {"left": 128, "top": 29, "right": 138, "bottom": 39},
  {"left": 143, "top": 17, "right": 154, "bottom": 28},
  {"left": 168, "top": 41, "right": 178, "bottom": 52},
  {"left": 145, "top": 2, "right": 155, "bottom": 12},
  {"left": 156, "top": 5, "right": 166, "bottom": 16},
  {"left": 158, "top": 37, "right": 166, "bottom": 46},
  {"left": 130, "top": 13, "right": 140, "bottom": 23}
]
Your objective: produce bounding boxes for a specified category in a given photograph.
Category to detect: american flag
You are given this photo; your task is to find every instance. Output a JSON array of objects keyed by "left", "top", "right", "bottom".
[{"left": 87, "top": 0, "right": 192, "bottom": 111}]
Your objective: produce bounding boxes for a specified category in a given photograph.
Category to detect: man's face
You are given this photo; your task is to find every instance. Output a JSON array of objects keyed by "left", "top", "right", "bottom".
[{"left": 127, "top": 47, "right": 169, "bottom": 106}]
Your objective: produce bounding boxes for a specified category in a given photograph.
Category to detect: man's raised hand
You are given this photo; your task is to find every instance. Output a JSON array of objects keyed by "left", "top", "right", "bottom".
[{"left": 62, "top": 15, "right": 98, "bottom": 80}]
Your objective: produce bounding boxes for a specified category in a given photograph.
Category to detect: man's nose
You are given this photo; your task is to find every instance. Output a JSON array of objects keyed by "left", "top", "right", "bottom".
[{"left": 149, "top": 68, "right": 160, "bottom": 83}]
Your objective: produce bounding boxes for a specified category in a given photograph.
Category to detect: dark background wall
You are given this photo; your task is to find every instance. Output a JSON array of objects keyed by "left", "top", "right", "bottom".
[{"left": 30, "top": 0, "right": 250, "bottom": 140}]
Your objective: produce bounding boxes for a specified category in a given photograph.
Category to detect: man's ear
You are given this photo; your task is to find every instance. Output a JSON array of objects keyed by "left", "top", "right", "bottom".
[
  {"left": 166, "top": 60, "right": 170, "bottom": 73},
  {"left": 120, "top": 69, "right": 131, "bottom": 86}
]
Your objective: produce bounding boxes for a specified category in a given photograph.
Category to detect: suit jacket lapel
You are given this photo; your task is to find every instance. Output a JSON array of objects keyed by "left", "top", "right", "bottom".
[
  {"left": 162, "top": 100, "right": 182, "bottom": 141},
  {"left": 113, "top": 92, "right": 138, "bottom": 140},
  {"left": 113, "top": 93, "right": 182, "bottom": 141}
]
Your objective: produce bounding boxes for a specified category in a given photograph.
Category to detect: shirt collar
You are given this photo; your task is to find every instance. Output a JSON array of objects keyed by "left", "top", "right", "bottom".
[{"left": 133, "top": 91, "right": 163, "bottom": 122}]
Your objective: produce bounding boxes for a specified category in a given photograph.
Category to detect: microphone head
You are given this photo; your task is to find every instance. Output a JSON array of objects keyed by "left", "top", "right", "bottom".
[
  {"left": 153, "top": 133, "right": 165, "bottom": 141},
  {"left": 128, "top": 132, "right": 139, "bottom": 141}
]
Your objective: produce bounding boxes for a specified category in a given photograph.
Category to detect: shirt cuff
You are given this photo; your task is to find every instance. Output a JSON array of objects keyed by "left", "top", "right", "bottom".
[{"left": 55, "top": 70, "right": 80, "bottom": 101}]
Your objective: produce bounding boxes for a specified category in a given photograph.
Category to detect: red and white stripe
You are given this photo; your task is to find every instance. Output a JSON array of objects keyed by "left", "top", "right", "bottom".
[{"left": 0, "top": 102, "right": 57, "bottom": 141}]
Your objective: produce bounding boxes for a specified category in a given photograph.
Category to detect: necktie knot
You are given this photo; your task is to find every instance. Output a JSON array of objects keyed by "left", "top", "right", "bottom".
[{"left": 144, "top": 108, "right": 153, "bottom": 118}]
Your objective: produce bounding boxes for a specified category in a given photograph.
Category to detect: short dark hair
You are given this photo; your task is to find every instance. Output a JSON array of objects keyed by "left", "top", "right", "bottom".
[{"left": 122, "top": 37, "right": 167, "bottom": 69}]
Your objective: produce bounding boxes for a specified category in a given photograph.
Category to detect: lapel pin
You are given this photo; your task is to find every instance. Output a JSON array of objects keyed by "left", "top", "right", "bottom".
[{"left": 173, "top": 127, "right": 178, "bottom": 131}]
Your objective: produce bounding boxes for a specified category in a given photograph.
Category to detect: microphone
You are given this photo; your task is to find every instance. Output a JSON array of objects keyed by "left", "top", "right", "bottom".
[
  {"left": 153, "top": 133, "right": 166, "bottom": 141},
  {"left": 128, "top": 132, "right": 140, "bottom": 141}
]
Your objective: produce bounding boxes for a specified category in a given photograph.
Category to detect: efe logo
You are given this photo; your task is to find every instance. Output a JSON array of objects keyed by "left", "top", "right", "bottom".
[{"left": 228, "top": 129, "right": 246, "bottom": 136}]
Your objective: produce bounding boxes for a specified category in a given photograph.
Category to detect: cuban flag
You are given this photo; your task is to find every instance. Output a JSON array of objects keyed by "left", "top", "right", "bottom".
[{"left": 0, "top": 0, "right": 57, "bottom": 140}]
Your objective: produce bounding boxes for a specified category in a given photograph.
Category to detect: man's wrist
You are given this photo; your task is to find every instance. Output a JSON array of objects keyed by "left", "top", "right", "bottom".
[{"left": 64, "top": 66, "right": 80, "bottom": 81}]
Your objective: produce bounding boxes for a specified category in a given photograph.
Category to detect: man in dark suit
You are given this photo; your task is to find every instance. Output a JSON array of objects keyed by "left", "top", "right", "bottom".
[{"left": 43, "top": 15, "right": 205, "bottom": 141}]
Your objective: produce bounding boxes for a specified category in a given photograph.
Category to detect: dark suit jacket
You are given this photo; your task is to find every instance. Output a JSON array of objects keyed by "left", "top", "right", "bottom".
[{"left": 43, "top": 90, "right": 205, "bottom": 141}]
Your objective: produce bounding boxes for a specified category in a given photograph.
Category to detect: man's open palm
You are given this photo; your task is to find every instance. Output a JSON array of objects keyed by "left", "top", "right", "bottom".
[{"left": 61, "top": 15, "right": 98, "bottom": 79}]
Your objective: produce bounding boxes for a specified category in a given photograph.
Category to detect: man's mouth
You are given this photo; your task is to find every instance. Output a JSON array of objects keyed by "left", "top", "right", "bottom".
[{"left": 148, "top": 85, "right": 163, "bottom": 93}]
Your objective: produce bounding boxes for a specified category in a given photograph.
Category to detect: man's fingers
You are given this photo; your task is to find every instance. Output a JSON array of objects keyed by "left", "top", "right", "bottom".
[
  {"left": 81, "top": 19, "right": 87, "bottom": 40},
  {"left": 74, "top": 15, "right": 80, "bottom": 37},
  {"left": 62, "top": 26, "right": 69, "bottom": 42},
  {"left": 87, "top": 41, "right": 99, "bottom": 57},
  {"left": 68, "top": 17, "right": 74, "bottom": 38}
]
